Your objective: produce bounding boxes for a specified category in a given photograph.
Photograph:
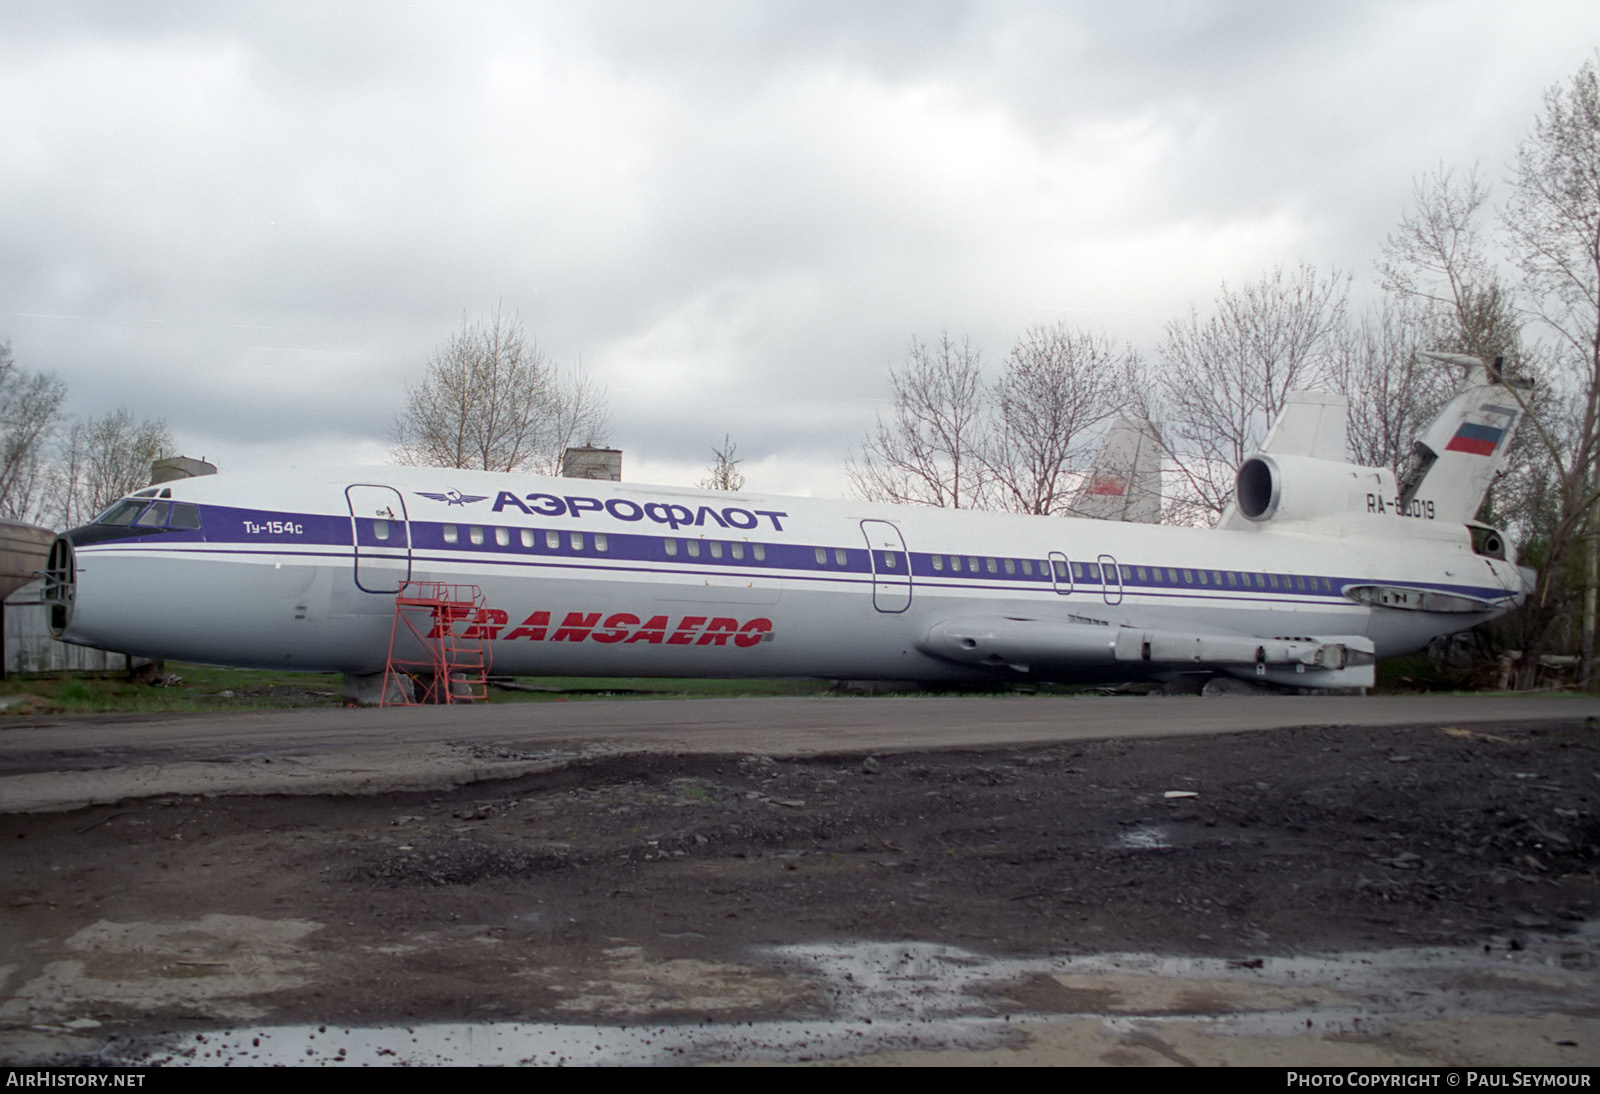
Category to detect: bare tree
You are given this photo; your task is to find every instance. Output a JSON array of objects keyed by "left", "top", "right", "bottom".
[
  {"left": 1327, "top": 297, "right": 1458, "bottom": 476},
  {"left": 1379, "top": 167, "right": 1524, "bottom": 366},
  {"left": 1498, "top": 56, "right": 1600, "bottom": 686},
  {"left": 0, "top": 342, "right": 67, "bottom": 525},
  {"left": 1150, "top": 264, "right": 1350, "bottom": 522},
  {"left": 981, "top": 323, "right": 1136, "bottom": 515},
  {"left": 540, "top": 359, "right": 611, "bottom": 477},
  {"left": 1373, "top": 165, "right": 1542, "bottom": 529},
  {"left": 392, "top": 309, "right": 609, "bottom": 475},
  {"left": 847, "top": 333, "right": 986, "bottom": 508},
  {"left": 698, "top": 434, "right": 746, "bottom": 491},
  {"left": 52, "top": 410, "right": 175, "bottom": 528}
]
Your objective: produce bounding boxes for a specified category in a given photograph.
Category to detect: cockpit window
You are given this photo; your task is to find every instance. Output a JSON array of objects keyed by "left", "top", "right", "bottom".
[
  {"left": 98, "top": 499, "right": 202, "bottom": 530},
  {"left": 134, "top": 502, "right": 172, "bottom": 527},
  {"left": 96, "top": 500, "right": 146, "bottom": 526}
]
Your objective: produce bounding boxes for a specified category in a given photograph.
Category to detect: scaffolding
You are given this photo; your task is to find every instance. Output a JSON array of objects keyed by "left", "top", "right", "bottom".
[{"left": 382, "top": 581, "right": 490, "bottom": 706}]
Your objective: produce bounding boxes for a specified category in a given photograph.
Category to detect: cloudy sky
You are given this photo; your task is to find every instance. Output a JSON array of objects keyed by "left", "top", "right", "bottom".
[{"left": 3, "top": 1, "right": 1596, "bottom": 498}]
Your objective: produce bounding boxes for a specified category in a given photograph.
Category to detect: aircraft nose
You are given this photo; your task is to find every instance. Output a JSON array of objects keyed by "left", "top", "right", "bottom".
[{"left": 44, "top": 536, "right": 75, "bottom": 637}]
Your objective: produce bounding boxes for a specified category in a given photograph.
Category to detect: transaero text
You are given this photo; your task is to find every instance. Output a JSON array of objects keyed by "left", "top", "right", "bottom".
[{"left": 488, "top": 491, "right": 789, "bottom": 532}]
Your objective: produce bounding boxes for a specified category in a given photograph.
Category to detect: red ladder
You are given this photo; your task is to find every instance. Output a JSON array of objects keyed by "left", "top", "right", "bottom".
[{"left": 381, "top": 581, "right": 491, "bottom": 706}]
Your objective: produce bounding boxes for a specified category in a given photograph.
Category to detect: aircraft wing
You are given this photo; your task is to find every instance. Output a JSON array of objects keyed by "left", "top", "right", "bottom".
[{"left": 917, "top": 616, "right": 1375, "bottom": 688}]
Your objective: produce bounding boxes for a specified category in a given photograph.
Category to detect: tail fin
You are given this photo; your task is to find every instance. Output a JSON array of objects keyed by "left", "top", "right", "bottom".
[
  {"left": 1397, "top": 353, "right": 1525, "bottom": 523},
  {"left": 1255, "top": 390, "right": 1349, "bottom": 461},
  {"left": 1070, "top": 418, "right": 1161, "bottom": 523}
]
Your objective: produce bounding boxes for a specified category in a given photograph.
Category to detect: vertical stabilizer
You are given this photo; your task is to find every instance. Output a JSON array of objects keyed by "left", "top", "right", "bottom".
[
  {"left": 1398, "top": 354, "right": 1524, "bottom": 523},
  {"left": 1257, "top": 390, "right": 1349, "bottom": 461},
  {"left": 1070, "top": 418, "right": 1161, "bottom": 523}
]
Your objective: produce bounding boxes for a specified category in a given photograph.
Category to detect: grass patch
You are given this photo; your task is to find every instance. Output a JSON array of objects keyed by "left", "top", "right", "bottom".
[
  {"left": 0, "top": 663, "right": 344, "bottom": 714},
  {"left": 680, "top": 784, "right": 714, "bottom": 805}
]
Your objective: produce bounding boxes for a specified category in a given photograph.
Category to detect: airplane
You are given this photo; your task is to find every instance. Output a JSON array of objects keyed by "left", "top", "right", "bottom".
[{"left": 42, "top": 355, "right": 1530, "bottom": 700}]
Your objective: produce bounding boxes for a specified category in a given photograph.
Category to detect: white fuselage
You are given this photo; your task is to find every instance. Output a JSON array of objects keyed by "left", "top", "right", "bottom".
[{"left": 52, "top": 466, "right": 1526, "bottom": 684}]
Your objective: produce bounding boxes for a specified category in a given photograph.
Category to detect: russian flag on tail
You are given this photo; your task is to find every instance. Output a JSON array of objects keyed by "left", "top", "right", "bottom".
[{"left": 1444, "top": 421, "right": 1505, "bottom": 456}]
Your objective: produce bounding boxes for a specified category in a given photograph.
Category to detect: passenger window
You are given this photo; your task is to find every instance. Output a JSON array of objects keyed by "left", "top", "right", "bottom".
[
  {"left": 932, "top": 555, "right": 944, "bottom": 571},
  {"left": 1072, "top": 562, "right": 1085, "bottom": 579},
  {"left": 546, "top": 530, "right": 561, "bottom": 549},
  {"left": 815, "top": 547, "right": 828, "bottom": 565},
  {"left": 687, "top": 540, "right": 700, "bottom": 558},
  {"left": 1226, "top": 572, "right": 1238, "bottom": 586},
  {"left": 835, "top": 548, "right": 848, "bottom": 566},
  {"left": 966, "top": 556, "right": 977, "bottom": 572},
  {"left": 882, "top": 551, "right": 897, "bottom": 569},
  {"left": 1053, "top": 559, "right": 1068, "bottom": 580},
  {"left": 570, "top": 532, "right": 584, "bottom": 551},
  {"left": 595, "top": 533, "right": 608, "bottom": 552},
  {"left": 1004, "top": 559, "right": 1015, "bottom": 575},
  {"left": 443, "top": 524, "right": 458, "bottom": 544},
  {"left": 731, "top": 542, "right": 744, "bottom": 560},
  {"left": 1197, "top": 570, "right": 1208, "bottom": 585},
  {"left": 373, "top": 519, "right": 390, "bottom": 541},
  {"left": 986, "top": 558, "right": 997, "bottom": 574},
  {"left": 1269, "top": 574, "right": 1280, "bottom": 589},
  {"left": 1021, "top": 559, "right": 1032, "bottom": 576},
  {"left": 1182, "top": 569, "right": 1193, "bottom": 583},
  {"left": 709, "top": 541, "right": 723, "bottom": 559},
  {"left": 753, "top": 543, "right": 766, "bottom": 562},
  {"left": 469, "top": 526, "right": 484, "bottom": 545},
  {"left": 495, "top": 527, "right": 510, "bottom": 547},
  {"left": 664, "top": 538, "right": 678, "bottom": 557},
  {"left": 1211, "top": 571, "right": 1222, "bottom": 585},
  {"left": 521, "top": 529, "right": 535, "bottom": 548}
]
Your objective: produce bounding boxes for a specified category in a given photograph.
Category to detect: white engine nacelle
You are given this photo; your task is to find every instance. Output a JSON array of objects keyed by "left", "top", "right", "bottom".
[{"left": 1234, "top": 454, "right": 1396, "bottom": 527}]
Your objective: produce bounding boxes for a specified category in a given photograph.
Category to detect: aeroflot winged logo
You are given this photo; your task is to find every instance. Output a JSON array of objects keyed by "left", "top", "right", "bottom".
[
  {"left": 415, "top": 489, "right": 490, "bottom": 506},
  {"left": 411, "top": 489, "right": 790, "bottom": 533}
]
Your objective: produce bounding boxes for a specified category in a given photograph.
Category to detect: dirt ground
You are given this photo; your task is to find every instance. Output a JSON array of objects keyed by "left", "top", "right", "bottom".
[{"left": 2, "top": 715, "right": 1598, "bottom": 1066}]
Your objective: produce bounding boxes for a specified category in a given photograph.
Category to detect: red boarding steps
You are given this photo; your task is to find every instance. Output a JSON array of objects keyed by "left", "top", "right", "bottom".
[{"left": 381, "top": 581, "right": 491, "bottom": 706}]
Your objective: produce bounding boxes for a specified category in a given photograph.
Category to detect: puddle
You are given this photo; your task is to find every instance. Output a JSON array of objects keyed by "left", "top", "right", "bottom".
[
  {"left": 1114, "top": 825, "right": 1171, "bottom": 849},
  {"left": 106, "top": 929, "right": 1600, "bottom": 1066}
]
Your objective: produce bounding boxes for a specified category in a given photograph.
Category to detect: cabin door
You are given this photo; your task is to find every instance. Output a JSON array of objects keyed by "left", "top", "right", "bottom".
[
  {"left": 859, "top": 519, "right": 911, "bottom": 613},
  {"left": 1048, "top": 551, "right": 1074, "bottom": 595},
  {"left": 346, "top": 484, "right": 412, "bottom": 594},
  {"left": 1098, "top": 553, "right": 1124, "bottom": 605}
]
